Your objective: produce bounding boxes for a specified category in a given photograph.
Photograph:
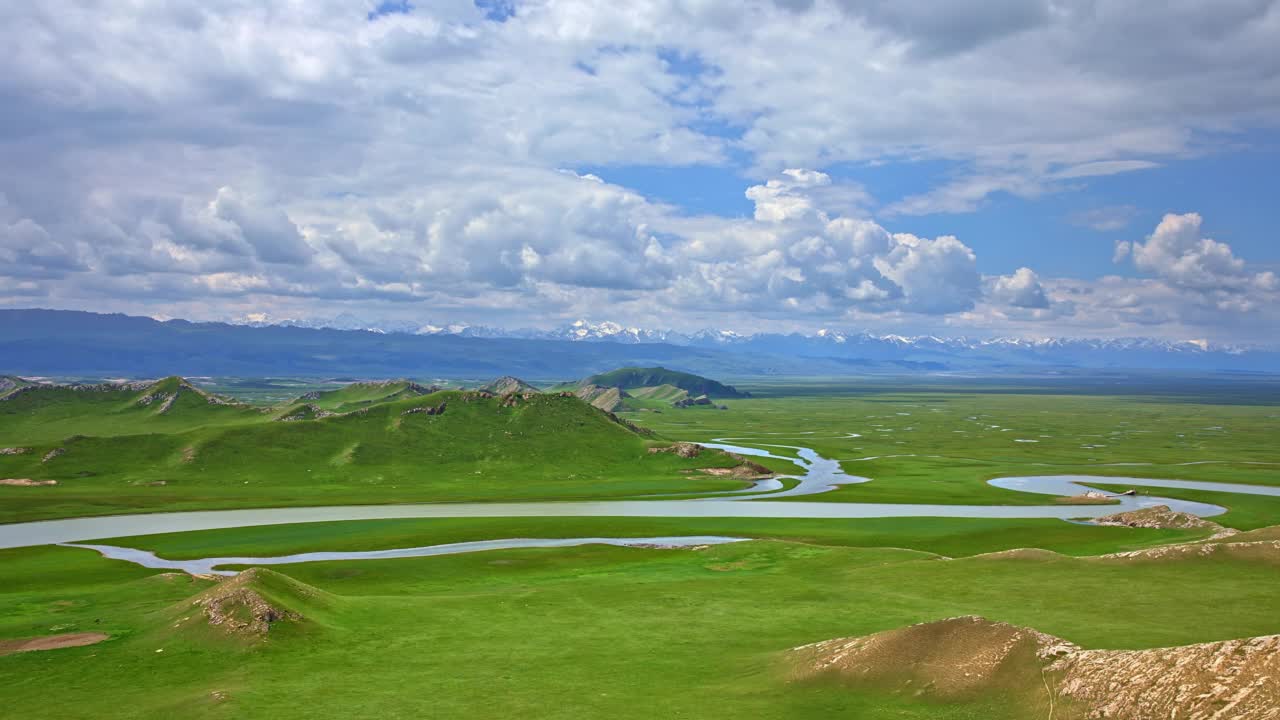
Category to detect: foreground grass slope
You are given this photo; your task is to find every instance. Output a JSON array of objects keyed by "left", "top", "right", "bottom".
[{"left": 2, "top": 528, "right": 1278, "bottom": 719}]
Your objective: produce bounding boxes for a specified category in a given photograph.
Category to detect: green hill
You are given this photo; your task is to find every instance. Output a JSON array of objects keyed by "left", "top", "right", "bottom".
[
  {"left": 0, "top": 388, "right": 743, "bottom": 523},
  {"left": 166, "top": 567, "right": 337, "bottom": 642},
  {"left": 577, "top": 367, "right": 749, "bottom": 399},
  {"left": 0, "top": 377, "right": 263, "bottom": 445},
  {"left": 627, "top": 384, "right": 690, "bottom": 403},
  {"left": 290, "top": 380, "right": 439, "bottom": 413},
  {"left": 480, "top": 376, "right": 541, "bottom": 395}
]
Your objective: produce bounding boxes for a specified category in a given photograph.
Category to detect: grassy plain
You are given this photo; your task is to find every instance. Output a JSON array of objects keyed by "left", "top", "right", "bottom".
[
  {"left": 2, "top": 532, "right": 1279, "bottom": 719},
  {"left": 631, "top": 384, "right": 1280, "bottom": 514},
  {"left": 2, "top": 378, "right": 1278, "bottom": 524},
  {"left": 2, "top": 376, "right": 1279, "bottom": 718}
]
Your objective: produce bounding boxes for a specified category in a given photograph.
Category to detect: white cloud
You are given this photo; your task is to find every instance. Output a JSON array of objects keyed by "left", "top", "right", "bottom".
[
  {"left": 1122, "top": 212, "right": 1269, "bottom": 292},
  {"left": 0, "top": 1, "right": 1277, "bottom": 342},
  {"left": 989, "top": 267, "right": 1049, "bottom": 309},
  {"left": 1072, "top": 205, "right": 1138, "bottom": 232}
]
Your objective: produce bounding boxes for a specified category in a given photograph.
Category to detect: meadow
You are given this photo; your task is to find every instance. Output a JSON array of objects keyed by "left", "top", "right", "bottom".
[{"left": 1, "top": 375, "right": 1278, "bottom": 718}]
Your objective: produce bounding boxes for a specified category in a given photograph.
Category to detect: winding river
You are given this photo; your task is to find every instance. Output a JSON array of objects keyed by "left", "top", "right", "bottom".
[{"left": 2, "top": 439, "right": 1278, "bottom": 554}]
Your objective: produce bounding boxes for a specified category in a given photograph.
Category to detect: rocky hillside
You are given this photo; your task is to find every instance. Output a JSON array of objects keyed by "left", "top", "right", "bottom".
[
  {"left": 171, "top": 568, "right": 333, "bottom": 639},
  {"left": 0, "top": 375, "right": 31, "bottom": 399},
  {"left": 481, "top": 376, "right": 540, "bottom": 395},
  {"left": 573, "top": 384, "right": 630, "bottom": 412},
  {"left": 1094, "top": 504, "right": 1225, "bottom": 531},
  {"left": 790, "top": 615, "right": 1280, "bottom": 719}
]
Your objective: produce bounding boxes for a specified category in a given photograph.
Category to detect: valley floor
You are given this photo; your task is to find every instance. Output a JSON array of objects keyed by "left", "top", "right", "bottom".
[{"left": 2, "top": 379, "right": 1278, "bottom": 718}]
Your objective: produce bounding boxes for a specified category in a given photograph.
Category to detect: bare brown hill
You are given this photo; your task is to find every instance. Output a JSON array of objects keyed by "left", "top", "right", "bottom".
[{"left": 790, "top": 616, "right": 1280, "bottom": 719}]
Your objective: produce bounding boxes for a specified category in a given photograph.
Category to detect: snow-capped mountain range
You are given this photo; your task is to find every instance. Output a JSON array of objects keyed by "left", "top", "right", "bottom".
[{"left": 227, "top": 314, "right": 1274, "bottom": 371}]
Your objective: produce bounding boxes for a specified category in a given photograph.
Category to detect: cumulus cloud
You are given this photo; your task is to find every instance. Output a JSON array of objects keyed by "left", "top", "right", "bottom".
[
  {"left": 1117, "top": 213, "right": 1274, "bottom": 292},
  {"left": 988, "top": 267, "right": 1050, "bottom": 309},
  {"left": 0, "top": 1, "right": 1277, "bottom": 341},
  {"left": 877, "top": 234, "right": 981, "bottom": 313}
]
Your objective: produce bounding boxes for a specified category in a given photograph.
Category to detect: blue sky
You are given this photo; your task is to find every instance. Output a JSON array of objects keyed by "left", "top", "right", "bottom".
[
  {"left": 585, "top": 136, "right": 1280, "bottom": 282},
  {"left": 1, "top": 0, "right": 1278, "bottom": 343}
]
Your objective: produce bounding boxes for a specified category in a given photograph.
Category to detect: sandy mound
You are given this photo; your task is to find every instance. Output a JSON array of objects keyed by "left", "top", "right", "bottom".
[
  {"left": 185, "top": 568, "right": 310, "bottom": 635},
  {"left": 1100, "top": 539, "right": 1280, "bottom": 563},
  {"left": 790, "top": 616, "right": 1076, "bottom": 699},
  {"left": 698, "top": 461, "right": 774, "bottom": 479},
  {"left": 0, "top": 632, "right": 109, "bottom": 656},
  {"left": 1050, "top": 634, "right": 1280, "bottom": 719},
  {"left": 647, "top": 442, "right": 703, "bottom": 458},
  {"left": 790, "top": 617, "right": 1280, "bottom": 719},
  {"left": 971, "top": 548, "right": 1065, "bottom": 562},
  {"left": 1210, "top": 525, "right": 1280, "bottom": 544},
  {"left": 1094, "top": 504, "right": 1222, "bottom": 531},
  {"left": 1056, "top": 491, "right": 1117, "bottom": 505}
]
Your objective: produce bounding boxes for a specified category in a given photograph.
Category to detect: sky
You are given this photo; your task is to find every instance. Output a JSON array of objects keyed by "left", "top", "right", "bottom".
[{"left": 1, "top": 1, "right": 1279, "bottom": 343}]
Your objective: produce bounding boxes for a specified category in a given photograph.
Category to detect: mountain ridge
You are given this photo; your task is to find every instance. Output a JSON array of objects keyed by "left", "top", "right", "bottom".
[{"left": 4, "top": 308, "right": 1280, "bottom": 375}]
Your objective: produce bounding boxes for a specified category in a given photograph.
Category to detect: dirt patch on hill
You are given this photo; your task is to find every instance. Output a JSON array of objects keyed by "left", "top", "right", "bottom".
[
  {"left": 697, "top": 452, "right": 774, "bottom": 479},
  {"left": 1100, "top": 539, "right": 1280, "bottom": 563},
  {"left": 971, "top": 548, "right": 1065, "bottom": 562},
  {"left": 647, "top": 442, "right": 703, "bottom": 458},
  {"left": 789, "top": 616, "right": 1280, "bottom": 719},
  {"left": 790, "top": 615, "right": 1074, "bottom": 700},
  {"left": 1050, "top": 633, "right": 1280, "bottom": 718},
  {"left": 1095, "top": 504, "right": 1224, "bottom": 531},
  {"left": 0, "top": 478, "right": 57, "bottom": 487},
  {"left": 0, "top": 632, "right": 109, "bottom": 656},
  {"left": 1055, "top": 491, "right": 1117, "bottom": 505},
  {"left": 187, "top": 568, "right": 302, "bottom": 635}
]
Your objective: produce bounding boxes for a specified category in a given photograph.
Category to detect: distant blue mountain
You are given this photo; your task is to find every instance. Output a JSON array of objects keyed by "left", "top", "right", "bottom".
[{"left": 1, "top": 309, "right": 1277, "bottom": 378}]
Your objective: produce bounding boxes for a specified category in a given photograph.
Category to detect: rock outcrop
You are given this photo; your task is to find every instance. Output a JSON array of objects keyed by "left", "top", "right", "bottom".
[
  {"left": 1049, "top": 633, "right": 1280, "bottom": 719},
  {"left": 673, "top": 394, "right": 714, "bottom": 408},
  {"left": 574, "top": 384, "right": 630, "bottom": 412},
  {"left": 0, "top": 375, "right": 29, "bottom": 398},
  {"left": 1094, "top": 504, "right": 1223, "bottom": 531},
  {"left": 402, "top": 402, "right": 448, "bottom": 416},
  {"left": 1099, "top": 539, "right": 1280, "bottom": 562},
  {"left": 275, "top": 404, "right": 334, "bottom": 422},
  {"left": 482, "top": 376, "right": 540, "bottom": 395},
  {"left": 790, "top": 616, "right": 1280, "bottom": 719},
  {"left": 1056, "top": 490, "right": 1116, "bottom": 505},
  {"left": 647, "top": 442, "right": 704, "bottom": 458},
  {"left": 187, "top": 568, "right": 303, "bottom": 636},
  {"left": 790, "top": 616, "right": 1076, "bottom": 699}
]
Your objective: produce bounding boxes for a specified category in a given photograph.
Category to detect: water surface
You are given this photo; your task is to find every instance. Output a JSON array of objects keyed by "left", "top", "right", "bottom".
[{"left": 2, "top": 440, "right": 1276, "bottom": 550}]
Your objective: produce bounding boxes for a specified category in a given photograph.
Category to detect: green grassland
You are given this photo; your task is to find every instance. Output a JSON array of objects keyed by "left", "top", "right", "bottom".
[
  {"left": 628, "top": 386, "right": 1280, "bottom": 513},
  {"left": 2, "top": 377, "right": 1279, "bottom": 524},
  {"left": 2, "top": 375, "right": 1280, "bottom": 718},
  {"left": 2, "top": 527, "right": 1278, "bottom": 719}
]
